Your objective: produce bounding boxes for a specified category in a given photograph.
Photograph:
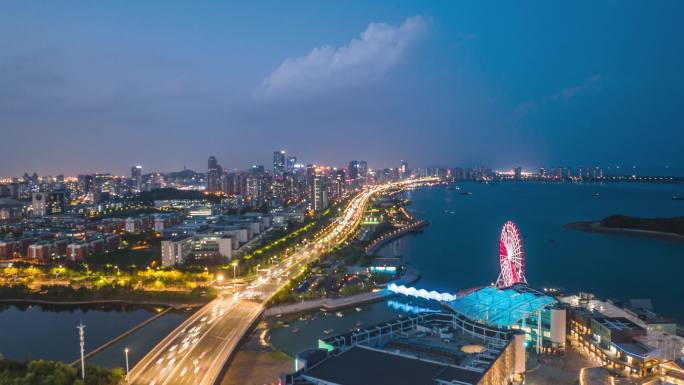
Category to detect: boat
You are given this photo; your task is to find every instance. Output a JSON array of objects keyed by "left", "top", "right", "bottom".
[
  {"left": 355, "top": 321, "right": 363, "bottom": 327},
  {"left": 336, "top": 312, "right": 343, "bottom": 318},
  {"left": 323, "top": 329, "right": 334, "bottom": 335},
  {"left": 592, "top": 192, "right": 600, "bottom": 197},
  {"left": 459, "top": 191, "right": 472, "bottom": 196},
  {"left": 673, "top": 195, "right": 684, "bottom": 201},
  {"left": 355, "top": 307, "right": 362, "bottom": 312},
  {"left": 291, "top": 328, "right": 300, "bottom": 334}
]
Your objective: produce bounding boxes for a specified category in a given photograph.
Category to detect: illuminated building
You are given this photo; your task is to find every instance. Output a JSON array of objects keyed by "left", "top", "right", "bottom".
[
  {"left": 207, "top": 156, "right": 221, "bottom": 192},
  {"left": 273, "top": 150, "right": 286, "bottom": 175},
  {"left": 130, "top": 165, "right": 142, "bottom": 192},
  {"left": 400, "top": 160, "right": 409, "bottom": 179},
  {"left": 31, "top": 191, "right": 67, "bottom": 216},
  {"left": 286, "top": 312, "right": 526, "bottom": 385}
]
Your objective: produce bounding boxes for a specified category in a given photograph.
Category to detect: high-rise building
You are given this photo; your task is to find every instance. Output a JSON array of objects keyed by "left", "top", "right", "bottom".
[
  {"left": 308, "top": 167, "right": 327, "bottom": 212},
  {"left": 208, "top": 156, "right": 218, "bottom": 171},
  {"left": 514, "top": 166, "right": 522, "bottom": 180},
  {"left": 286, "top": 156, "right": 297, "bottom": 173},
  {"left": 131, "top": 165, "right": 142, "bottom": 192},
  {"left": 273, "top": 150, "right": 286, "bottom": 175},
  {"left": 32, "top": 191, "right": 67, "bottom": 216},
  {"left": 399, "top": 160, "right": 409, "bottom": 179},
  {"left": 358, "top": 161, "right": 368, "bottom": 178},
  {"left": 207, "top": 156, "right": 221, "bottom": 192},
  {"left": 348, "top": 161, "right": 359, "bottom": 180}
]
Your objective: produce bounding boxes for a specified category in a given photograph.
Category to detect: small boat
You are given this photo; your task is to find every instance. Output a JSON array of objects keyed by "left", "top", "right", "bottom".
[
  {"left": 336, "top": 312, "right": 343, "bottom": 318},
  {"left": 291, "top": 328, "right": 300, "bottom": 334},
  {"left": 673, "top": 195, "right": 684, "bottom": 201},
  {"left": 459, "top": 191, "right": 472, "bottom": 196},
  {"left": 323, "top": 329, "right": 334, "bottom": 335},
  {"left": 592, "top": 192, "right": 600, "bottom": 197},
  {"left": 355, "top": 321, "right": 363, "bottom": 327},
  {"left": 355, "top": 307, "right": 362, "bottom": 312}
]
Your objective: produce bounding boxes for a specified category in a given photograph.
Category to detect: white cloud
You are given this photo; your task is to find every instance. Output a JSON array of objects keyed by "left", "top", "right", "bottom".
[{"left": 255, "top": 15, "right": 427, "bottom": 98}]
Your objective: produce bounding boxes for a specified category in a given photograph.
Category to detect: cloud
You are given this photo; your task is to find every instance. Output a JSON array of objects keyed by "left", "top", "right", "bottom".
[
  {"left": 255, "top": 15, "right": 428, "bottom": 98},
  {"left": 514, "top": 74, "right": 602, "bottom": 118},
  {"left": 550, "top": 74, "right": 601, "bottom": 102}
]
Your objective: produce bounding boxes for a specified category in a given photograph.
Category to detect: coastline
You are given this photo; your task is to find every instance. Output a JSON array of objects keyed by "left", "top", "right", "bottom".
[{"left": 565, "top": 221, "right": 684, "bottom": 242}]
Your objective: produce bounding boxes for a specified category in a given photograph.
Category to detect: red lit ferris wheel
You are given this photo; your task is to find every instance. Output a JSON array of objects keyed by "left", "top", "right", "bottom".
[{"left": 495, "top": 221, "right": 527, "bottom": 288}]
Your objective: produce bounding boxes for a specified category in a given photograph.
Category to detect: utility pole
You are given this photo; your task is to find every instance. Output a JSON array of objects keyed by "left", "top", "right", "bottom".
[{"left": 77, "top": 321, "right": 86, "bottom": 381}]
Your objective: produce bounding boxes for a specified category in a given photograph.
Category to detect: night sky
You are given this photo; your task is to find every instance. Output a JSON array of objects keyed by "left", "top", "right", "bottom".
[{"left": 2, "top": 1, "right": 683, "bottom": 176}]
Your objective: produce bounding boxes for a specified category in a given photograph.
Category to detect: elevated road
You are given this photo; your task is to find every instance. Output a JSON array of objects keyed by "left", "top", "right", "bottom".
[{"left": 128, "top": 179, "right": 434, "bottom": 385}]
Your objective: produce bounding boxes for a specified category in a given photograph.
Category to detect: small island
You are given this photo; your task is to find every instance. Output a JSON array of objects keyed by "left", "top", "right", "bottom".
[{"left": 566, "top": 214, "right": 684, "bottom": 241}]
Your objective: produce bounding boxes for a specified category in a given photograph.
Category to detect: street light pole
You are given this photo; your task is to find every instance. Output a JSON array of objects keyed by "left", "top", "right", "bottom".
[
  {"left": 77, "top": 322, "right": 86, "bottom": 381},
  {"left": 124, "top": 347, "right": 130, "bottom": 383},
  {"left": 231, "top": 260, "right": 239, "bottom": 291}
]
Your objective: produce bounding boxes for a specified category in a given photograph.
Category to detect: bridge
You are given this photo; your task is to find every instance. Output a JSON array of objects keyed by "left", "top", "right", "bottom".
[{"left": 127, "top": 179, "right": 436, "bottom": 385}]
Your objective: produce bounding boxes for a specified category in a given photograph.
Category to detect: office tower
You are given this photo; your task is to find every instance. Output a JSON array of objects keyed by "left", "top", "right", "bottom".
[
  {"left": 358, "top": 161, "right": 368, "bottom": 178},
  {"left": 539, "top": 167, "right": 546, "bottom": 178},
  {"left": 273, "top": 150, "right": 286, "bottom": 175},
  {"left": 348, "top": 160, "right": 359, "bottom": 180},
  {"left": 207, "top": 156, "right": 221, "bottom": 192},
  {"left": 131, "top": 165, "right": 142, "bottom": 192},
  {"left": 514, "top": 166, "right": 522, "bottom": 180},
  {"left": 308, "top": 167, "right": 327, "bottom": 212},
  {"left": 286, "top": 156, "right": 297, "bottom": 173},
  {"left": 399, "top": 160, "right": 409, "bottom": 179}
]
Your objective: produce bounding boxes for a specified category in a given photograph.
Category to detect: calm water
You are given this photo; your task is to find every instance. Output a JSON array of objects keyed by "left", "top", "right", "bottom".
[
  {"left": 271, "top": 182, "right": 684, "bottom": 354},
  {"left": 0, "top": 303, "right": 188, "bottom": 366}
]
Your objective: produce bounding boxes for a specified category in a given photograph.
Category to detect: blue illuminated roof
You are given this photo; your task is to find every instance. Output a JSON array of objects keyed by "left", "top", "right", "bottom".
[{"left": 447, "top": 285, "right": 557, "bottom": 328}]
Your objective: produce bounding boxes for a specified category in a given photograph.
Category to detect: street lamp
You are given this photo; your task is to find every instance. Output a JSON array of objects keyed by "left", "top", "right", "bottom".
[
  {"left": 231, "top": 260, "right": 239, "bottom": 291},
  {"left": 216, "top": 274, "right": 224, "bottom": 286},
  {"left": 124, "top": 347, "right": 130, "bottom": 383}
]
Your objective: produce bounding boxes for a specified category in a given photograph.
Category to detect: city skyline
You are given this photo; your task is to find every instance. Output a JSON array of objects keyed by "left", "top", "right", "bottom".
[{"left": 2, "top": 1, "right": 684, "bottom": 176}]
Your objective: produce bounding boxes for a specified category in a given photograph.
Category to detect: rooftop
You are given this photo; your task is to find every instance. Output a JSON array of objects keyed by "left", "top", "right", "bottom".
[
  {"left": 447, "top": 284, "right": 557, "bottom": 328},
  {"left": 304, "top": 345, "right": 484, "bottom": 385}
]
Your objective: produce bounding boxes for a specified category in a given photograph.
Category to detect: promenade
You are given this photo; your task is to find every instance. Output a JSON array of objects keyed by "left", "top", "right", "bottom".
[{"left": 264, "top": 265, "right": 420, "bottom": 317}]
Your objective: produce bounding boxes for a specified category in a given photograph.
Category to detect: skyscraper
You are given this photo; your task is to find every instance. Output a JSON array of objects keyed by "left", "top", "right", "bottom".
[
  {"left": 348, "top": 160, "right": 359, "bottom": 180},
  {"left": 207, "top": 156, "right": 221, "bottom": 192},
  {"left": 131, "top": 165, "right": 142, "bottom": 192},
  {"left": 399, "top": 160, "right": 408, "bottom": 179},
  {"left": 273, "top": 150, "right": 286, "bottom": 175},
  {"left": 286, "top": 156, "right": 297, "bottom": 173},
  {"left": 308, "top": 167, "right": 327, "bottom": 212},
  {"left": 357, "top": 161, "right": 368, "bottom": 178}
]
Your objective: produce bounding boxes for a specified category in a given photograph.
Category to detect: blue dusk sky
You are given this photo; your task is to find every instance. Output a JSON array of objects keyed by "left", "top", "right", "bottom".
[{"left": 1, "top": 1, "right": 683, "bottom": 176}]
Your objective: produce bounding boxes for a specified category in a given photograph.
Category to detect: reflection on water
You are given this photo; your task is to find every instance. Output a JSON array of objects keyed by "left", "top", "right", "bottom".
[
  {"left": 0, "top": 303, "right": 191, "bottom": 366},
  {"left": 386, "top": 299, "right": 439, "bottom": 314}
]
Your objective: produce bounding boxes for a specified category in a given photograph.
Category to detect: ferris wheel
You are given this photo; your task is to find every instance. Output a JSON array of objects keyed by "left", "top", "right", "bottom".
[{"left": 495, "top": 221, "right": 527, "bottom": 288}]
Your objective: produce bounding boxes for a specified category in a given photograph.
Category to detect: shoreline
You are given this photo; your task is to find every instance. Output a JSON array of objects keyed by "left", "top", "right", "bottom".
[
  {"left": 0, "top": 297, "right": 208, "bottom": 309},
  {"left": 565, "top": 221, "right": 684, "bottom": 242}
]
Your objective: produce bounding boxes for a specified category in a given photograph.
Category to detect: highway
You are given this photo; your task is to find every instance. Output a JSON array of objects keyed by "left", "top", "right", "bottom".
[{"left": 127, "top": 179, "right": 433, "bottom": 385}]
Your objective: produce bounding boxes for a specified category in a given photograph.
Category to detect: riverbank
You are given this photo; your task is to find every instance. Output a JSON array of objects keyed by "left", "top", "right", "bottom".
[
  {"left": 0, "top": 297, "right": 208, "bottom": 309},
  {"left": 565, "top": 221, "right": 684, "bottom": 242}
]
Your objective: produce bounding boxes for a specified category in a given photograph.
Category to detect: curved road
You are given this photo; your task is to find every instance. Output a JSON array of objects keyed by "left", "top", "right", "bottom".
[{"left": 127, "top": 179, "right": 434, "bottom": 385}]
